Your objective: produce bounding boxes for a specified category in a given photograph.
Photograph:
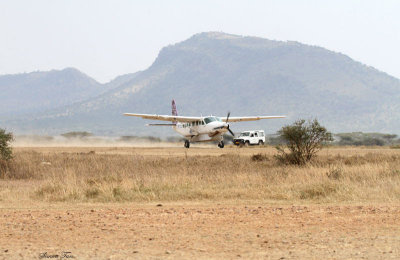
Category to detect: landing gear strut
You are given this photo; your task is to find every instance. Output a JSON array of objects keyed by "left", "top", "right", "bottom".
[
  {"left": 184, "top": 140, "right": 190, "bottom": 148},
  {"left": 218, "top": 140, "right": 224, "bottom": 148}
]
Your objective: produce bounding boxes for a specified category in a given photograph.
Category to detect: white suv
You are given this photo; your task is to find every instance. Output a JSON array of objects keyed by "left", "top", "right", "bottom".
[{"left": 233, "top": 130, "right": 265, "bottom": 146}]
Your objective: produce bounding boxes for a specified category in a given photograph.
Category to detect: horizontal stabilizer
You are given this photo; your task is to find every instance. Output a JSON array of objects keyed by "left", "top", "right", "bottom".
[{"left": 124, "top": 113, "right": 201, "bottom": 122}]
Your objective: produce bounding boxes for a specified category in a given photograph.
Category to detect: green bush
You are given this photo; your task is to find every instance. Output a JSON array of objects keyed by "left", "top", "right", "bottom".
[
  {"left": 0, "top": 128, "right": 13, "bottom": 161},
  {"left": 61, "top": 131, "right": 93, "bottom": 139},
  {"left": 335, "top": 132, "right": 398, "bottom": 146},
  {"left": 275, "top": 119, "right": 333, "bottom": 165}
]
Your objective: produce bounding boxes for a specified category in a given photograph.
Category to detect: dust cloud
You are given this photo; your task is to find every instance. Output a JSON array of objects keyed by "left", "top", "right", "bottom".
[{"left": 12, "top": 135, "right": 215, "bottom": 148}]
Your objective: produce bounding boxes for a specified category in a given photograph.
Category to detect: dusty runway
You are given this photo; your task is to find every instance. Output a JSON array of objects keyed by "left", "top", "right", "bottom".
[
  {"left": 1, "top": 146, "right": 400, "bottom": 259},
  {"left": 1, "top": 203, "right": 400, "bottom": 259}
]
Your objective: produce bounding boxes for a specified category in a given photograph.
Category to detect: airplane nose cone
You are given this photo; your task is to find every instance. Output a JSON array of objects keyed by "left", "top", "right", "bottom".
[{"left": 213, "top": 122, "right": 229, "bottom": 131}]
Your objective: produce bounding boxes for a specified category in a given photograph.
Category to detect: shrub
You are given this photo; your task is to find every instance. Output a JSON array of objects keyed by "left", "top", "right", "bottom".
[
  {"left": 335, "top": 132, "right": 399, "bottom": 146},
  {"left": 61, "top": 131, "right": 93, "bottom": 139},
  {"left": 0, "top": 128, "right": 13, "bottom": 161},
  {"left": 275, "top": 119, "right": 333, "bottom": 165},
  {"left": 251, "top": 153, "right": 269, "bottom": 162}
]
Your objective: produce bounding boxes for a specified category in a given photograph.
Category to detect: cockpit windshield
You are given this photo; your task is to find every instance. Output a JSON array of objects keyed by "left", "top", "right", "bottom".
[
  {"left": 239, "top": 132, "right": 250, "bottom": 137},
  {"left": 204, "top": 117, "right": 221, "bottom": 124}
]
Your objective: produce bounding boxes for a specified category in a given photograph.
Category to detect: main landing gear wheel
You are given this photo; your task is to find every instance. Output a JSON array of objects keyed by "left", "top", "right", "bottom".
[
  {"left": 184, "top": 140, "right": 190, "bottom": 148},
  {"left": 218, "top": 141, "right": 224, "bottom": 148}
]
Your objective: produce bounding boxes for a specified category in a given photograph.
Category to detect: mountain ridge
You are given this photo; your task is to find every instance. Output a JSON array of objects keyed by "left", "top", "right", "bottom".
[{"left": 2, "top": 32, "right": 400, "bottom": 135}]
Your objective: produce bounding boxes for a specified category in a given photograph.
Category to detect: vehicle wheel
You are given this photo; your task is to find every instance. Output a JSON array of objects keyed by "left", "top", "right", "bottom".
[
  {"left": 184, "top": 140, "right": 190, "bottom": 148},
  {"left": 258, "top": 140, "right": 264, "bottom": 146},
  {"left": 244, "top": 141, "right": 250, "bottom": 147},
  {"left": 218, "top": 141, "right": 224, "bottom": 148}
]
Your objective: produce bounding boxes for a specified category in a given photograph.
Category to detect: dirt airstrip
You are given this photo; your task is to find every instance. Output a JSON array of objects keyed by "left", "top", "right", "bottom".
[
  {"left": 1, "top": 146, "right": 400, "bottom": 259},
  {"left": 1, "top": 203, "right": 399, "bottom": 259}
]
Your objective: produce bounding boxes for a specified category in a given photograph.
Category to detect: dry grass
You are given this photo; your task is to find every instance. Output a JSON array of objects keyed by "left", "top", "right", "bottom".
[{"left": 0, "top": 146, "right": 399, "bottom": 203}]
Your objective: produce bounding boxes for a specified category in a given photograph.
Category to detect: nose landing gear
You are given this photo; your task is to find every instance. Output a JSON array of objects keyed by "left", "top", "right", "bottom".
[
  {"left": 184, "top": 140, "right": 190, "bottom": 148},
  {"left": 218, "top": 140, "right": 224, "bottom": 148}
]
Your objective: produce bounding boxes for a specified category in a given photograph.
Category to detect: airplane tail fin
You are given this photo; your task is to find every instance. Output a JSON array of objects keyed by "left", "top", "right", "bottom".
[
  {"left": 172, "top": 99, "right": 178, "bottom": 116},
  {"left": 172, "top": 99, "right": 178, "bottom": 125}
]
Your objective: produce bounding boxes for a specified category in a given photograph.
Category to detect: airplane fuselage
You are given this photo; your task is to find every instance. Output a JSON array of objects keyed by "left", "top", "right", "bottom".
[{"left": 173, "top": 116, "right": 228, "bottom": 142}]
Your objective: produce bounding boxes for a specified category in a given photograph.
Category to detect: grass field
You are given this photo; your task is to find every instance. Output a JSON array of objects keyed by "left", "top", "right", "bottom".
[
  {"left": 1, "top": 145, "right": 399, "bottom": 204},
  {"left": 1, "top": 145, "right": 400, "bottom": 259}
]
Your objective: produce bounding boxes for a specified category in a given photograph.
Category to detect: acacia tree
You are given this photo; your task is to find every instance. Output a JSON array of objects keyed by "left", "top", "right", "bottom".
[
  {"left": 275, "top": 119, "right": 333, "bottom": 165},
  {"left": 0, "top": 128, "right": 14, "bottom": 161}
]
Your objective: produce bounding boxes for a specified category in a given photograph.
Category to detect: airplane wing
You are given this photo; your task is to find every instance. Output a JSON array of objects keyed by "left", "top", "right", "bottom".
[
  {"left": 221, "top": 115, "right": 286, "bottom": 122},
  {"left": 123, "top": 113, "right": 201, "bottom": 122}
]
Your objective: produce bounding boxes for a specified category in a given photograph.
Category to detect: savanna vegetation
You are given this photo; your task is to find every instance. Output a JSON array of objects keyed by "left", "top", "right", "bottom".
[
  {"left": 335, "top": 132, "right": 400, "bottom": 146},
  {"left": 61, "top": 131, "right": 93, "bottom": 139},
  {"left": 0, "top": 146, "right": 399, "bottom": 204},
  {"left": 0, "top": 128, "right": 13, "bottom": 175},
  {"left": 267, "top": 132, "right": 400, "bottom": 147},
  {"left": 275, "top": 119, "right": 333, "bottom": 165},
  {"left": 0, "top": 128, "right": 13, "bottom": 161}
]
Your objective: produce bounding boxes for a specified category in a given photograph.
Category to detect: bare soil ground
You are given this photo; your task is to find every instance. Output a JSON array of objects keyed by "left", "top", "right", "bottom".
[
  {"left": 1, "top": 146, "right": 400, "bottom": 259},
  {"left": 1, "top": 203, "right": 399, "bottom": 259}
]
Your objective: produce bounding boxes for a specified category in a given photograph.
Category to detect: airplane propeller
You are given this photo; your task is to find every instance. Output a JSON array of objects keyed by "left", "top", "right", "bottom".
[
  {"left": 226, "top": 112, "right": 235, "bottom": 136},
  {"left": 213, "top": 112, "right": 235, "bottom": 136}
]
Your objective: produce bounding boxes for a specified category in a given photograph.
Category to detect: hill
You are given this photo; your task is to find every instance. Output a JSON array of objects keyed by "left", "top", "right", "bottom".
[
  {"left": 3, "top": 32, "right": 400, "bottom": 135},
  {"left": 0, "top": 68, "right": 101, "bottom": 118}
]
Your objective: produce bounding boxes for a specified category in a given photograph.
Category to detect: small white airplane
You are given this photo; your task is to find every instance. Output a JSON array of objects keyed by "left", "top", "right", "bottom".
[{"left": 124, "top": 100, "right": 285, "bottom": 148}]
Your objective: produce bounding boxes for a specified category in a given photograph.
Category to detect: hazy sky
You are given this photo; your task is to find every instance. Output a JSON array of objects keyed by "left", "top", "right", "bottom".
[{"left": 1, "top": 0, "right": 399, "bottom": 83}]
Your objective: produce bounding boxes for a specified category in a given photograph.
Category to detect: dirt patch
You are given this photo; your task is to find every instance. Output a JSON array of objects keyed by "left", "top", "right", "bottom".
[{"left": 1, "top": 203, "right": 399, "bottom": 259}]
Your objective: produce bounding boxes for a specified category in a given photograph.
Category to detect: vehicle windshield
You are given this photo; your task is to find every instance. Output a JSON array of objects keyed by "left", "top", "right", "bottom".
[
  {"left": 239, "top": 132, "right": 250, "bottom": 137},
  {"left": 204, "top": 117, "right": 221, "bottom": 124}
]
